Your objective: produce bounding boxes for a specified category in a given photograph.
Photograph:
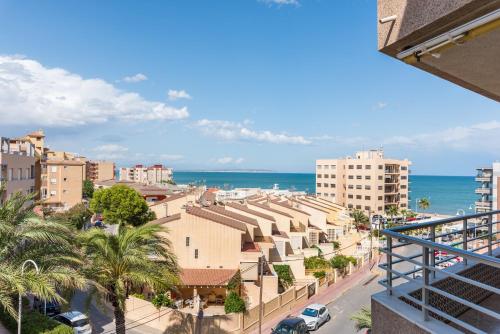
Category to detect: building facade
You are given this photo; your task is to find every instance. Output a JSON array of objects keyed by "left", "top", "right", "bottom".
[
  {"left": 475, "top": 164, "right": 500, "bottom": 214},
  {"left": 316, "top": 149, "right": 411, "bottom": 214},
  {"left": 119, "top": 164, "right": 173, "bottom": 185},
  {"left": 0, "top": 137, "right": 36, "bottom": 203},
  {"left": 86, "top": 160, "right": 115, "bottom": 182}
]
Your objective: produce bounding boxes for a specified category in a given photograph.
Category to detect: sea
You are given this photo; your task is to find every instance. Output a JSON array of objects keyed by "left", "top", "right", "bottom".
[{"left": 173, "top": 172, "right": 477, "bottom": 216}]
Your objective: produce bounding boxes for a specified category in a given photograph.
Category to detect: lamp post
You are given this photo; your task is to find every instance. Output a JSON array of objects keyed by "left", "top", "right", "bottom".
[{"left": 18, "top": 260, "right": 39, "bottom": 334}]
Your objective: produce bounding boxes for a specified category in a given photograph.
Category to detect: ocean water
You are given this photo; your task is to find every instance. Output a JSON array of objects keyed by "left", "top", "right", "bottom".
[{"left": 173, "top": 172, "right": 477, "bottom": 215}]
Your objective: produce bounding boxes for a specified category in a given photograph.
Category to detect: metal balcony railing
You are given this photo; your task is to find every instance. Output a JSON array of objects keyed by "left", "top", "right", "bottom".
[{"left": 378, "top": 210, "right": 500, "bottom": 334}]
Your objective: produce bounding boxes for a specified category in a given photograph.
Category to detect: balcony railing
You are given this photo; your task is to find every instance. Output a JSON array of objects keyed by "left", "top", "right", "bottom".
[
  {"left": 377, "top": 210, "right": 500, "bottom": 334},
  {"left": 475, "top": 188, "right": 491, "bottom": 194},
  {"left": 475, "top": 200, "right": 492, "bottom": 208},
  {"left": 475, "top": 176, "right": 492, "bottom": 182}
]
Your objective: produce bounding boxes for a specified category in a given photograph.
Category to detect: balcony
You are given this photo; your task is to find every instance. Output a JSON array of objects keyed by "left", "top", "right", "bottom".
[
  {"left": 475, "top": 200, "right": 492, "bottom": 209},
  {"left": 475, "top": 188, "right": 491, "bottom": 195},
  {"left": 373, "top": 211, "right": 500, "bottom": 334},
  {"left": 475, "top": 176, "right": 492, "bottom": 182}
]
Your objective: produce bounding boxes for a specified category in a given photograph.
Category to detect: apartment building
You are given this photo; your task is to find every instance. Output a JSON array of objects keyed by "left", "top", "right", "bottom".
[
  {"left": 316, "top": 149, "right": 411, "bottom": 214},
  {"left": 86, "top": 160, "right": 115, "bottom": 182},
  {"left": 41, "top": 152, "right": 86, "bottom": 211},
  {"left": 21, "top": 130, "right": 46, "bottom": 199},
  {"left": 119, "top": 164, "right": 173, "bottom": 185},
  {"left": 0, "top": 137, "right": 36, "bottom": 203},
  {"left": 475, "top": 163, "right": 500, "bottom": 214}
]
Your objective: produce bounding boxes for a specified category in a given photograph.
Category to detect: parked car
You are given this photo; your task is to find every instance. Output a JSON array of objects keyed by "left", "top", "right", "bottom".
[
  {"left": 33, "top": 297, "right": 61, "bottom": 317},
  {"left": 298, "top": 304, "right": 330, "bottom": 331},
  {"left": 53, "top": 311, "right": 92, "bottom": 334},
  {"left": 272, "top": 317, "right": 309, "bottom": 334}
]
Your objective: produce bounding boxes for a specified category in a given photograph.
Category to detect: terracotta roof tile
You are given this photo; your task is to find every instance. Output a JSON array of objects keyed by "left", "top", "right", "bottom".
[
  {"left": 179, "top": 268, "right": 238, "bottom": 286},
  {"left": 225, "top": 202, "right": 276, "bottom": 222},
  {"left": 247, "top": 201, "right": 294, "bottom": 218},
  {"left": 205, "top": 205, "right": 258, "bottom": 226},
  {"left": 186, "top": 206, "right": 247, "bottom": 232}
]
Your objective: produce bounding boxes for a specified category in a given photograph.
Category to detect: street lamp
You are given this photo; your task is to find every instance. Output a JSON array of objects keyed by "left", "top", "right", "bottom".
[
  {"left": 456, "top": 209, "right": 466, "bottom": 216},
  {"left": 18, "top": 260, "right": 39, "bottom": 334}
]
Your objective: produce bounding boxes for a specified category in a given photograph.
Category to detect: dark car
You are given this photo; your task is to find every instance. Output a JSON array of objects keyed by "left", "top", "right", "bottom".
[
  {"left": 272, "top": 317, "right": 309, "bottom": 334},
  {"left": 33, "top": 298, "right": 61, "bottom": 317}
]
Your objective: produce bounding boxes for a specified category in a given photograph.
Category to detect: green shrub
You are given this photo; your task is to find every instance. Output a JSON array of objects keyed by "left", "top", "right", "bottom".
[
  {"left": 304, "top": 256, "right": 330, "bottom": 270},
  {"left": 151, "top": 293, "right": 173, "bottom": 309},
  {"left": 313, "top": 271, "right": 326, "bottom": 279},
  {"left": 330, "top": 255, "right": 350, "bottom": 271},
  {"left": 224, "top": 292, "right": 246, "bottom": 314},
  {"left": 273, "top": 264, "right": 293, "bottom": 287},
  {"left": 0, "top": 308, "right": 73, "bottom": 334},
  {"left": 347, "top": 256, "right": 358, "bottom": 266},
  {"left": 130, "top": 293, "right": 145, "bottom": 300},
  {"left": 227, "top": 270, "right": 241, "bottom": 291}
]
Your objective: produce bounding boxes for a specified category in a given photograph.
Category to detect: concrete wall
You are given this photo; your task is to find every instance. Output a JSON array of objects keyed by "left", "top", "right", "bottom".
[
  {"left": 43, "top": 160, "right": 85, "bottom": 210},
  {"left": 0, "top": 152, "right": 35, "bottom": 201}
]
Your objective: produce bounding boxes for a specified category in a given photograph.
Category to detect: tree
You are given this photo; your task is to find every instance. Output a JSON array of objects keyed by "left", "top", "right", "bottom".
[
  {"left": 385, "top": 205, "right": 399, "bottom": 224},
  {"left": 418, "top": 198, "right": 430, "bottom": 212},
  {"left": 52, "top": 203, "right": 92, "bottom": 229},
  {"left": 351, "top": 210, "right": 369, "bottom": 231},
  {"left": 0, "top": 185, "right": 84, "bottom": 318},
  {"left": 90, "top": 184, "right": 156, "bottom": 226},
  {"left": 82, "top": 180, "right": 94, "bottom": 199},
  {"left": 79, "top": 224, "right": 179, "bottom": 334},
  {"left": 351, "top": 306, "right": 371, "bottom": 332}
]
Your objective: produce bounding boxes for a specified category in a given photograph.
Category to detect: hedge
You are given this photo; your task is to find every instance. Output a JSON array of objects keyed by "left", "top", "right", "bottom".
[
  {"left": 0, "top": 308, "right": 73, "bottom": 334},
  {"left": 273, "top": 264, "right": 293, "bottom": 287},
  {"left": 224, "top": 292, "right": 246, "bottom": 314}
]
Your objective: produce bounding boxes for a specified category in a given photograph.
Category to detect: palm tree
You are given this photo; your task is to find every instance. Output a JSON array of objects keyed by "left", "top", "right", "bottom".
[
  {"left": 0, "top": 186, "right": 84, "bottom": 317},
  {"left": 385, "top": 205, "right": 399, "bottom": 225},
  {"left": 351, "top": 210, "right": 369, "bottom": 231},
  {"left": 351, "top": 306, "right": 371, "bottom": 332},
  {"left": 79, "top": 223, "right": 179, "bottom": 334},
  {"left": 418, "top": 198, "right": 431, "bottom": 212}
]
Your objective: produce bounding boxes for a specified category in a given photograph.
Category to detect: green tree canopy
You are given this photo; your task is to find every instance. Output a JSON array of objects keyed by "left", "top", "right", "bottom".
[
  {"left": 78, "top": 223, "right": 179, "bottom": 334},
  {"left": 90, "top": 184, "right": 156, "bottom": 226},
  {"left": 418, "top": 197, "right": 431, "bottom": 211},
  {"left": 82, "top": 179, "right": 94, "bottom": 199},
  {"left": 52, "top": 203, "right": 92, "bottom": 230},
  {"left": 351, "top": 306, "right": 371, "bottom": 331}
]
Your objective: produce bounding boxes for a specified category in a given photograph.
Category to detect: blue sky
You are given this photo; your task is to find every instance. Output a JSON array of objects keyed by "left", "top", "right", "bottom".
[{"left": 0, "top": 0, "right": 498, "bottom": 175}]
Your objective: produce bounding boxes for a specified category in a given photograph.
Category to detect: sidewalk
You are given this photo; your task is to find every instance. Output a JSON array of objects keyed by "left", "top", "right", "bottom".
[{"left": 253, "top": 256, "right": 381, "bottom": 334}]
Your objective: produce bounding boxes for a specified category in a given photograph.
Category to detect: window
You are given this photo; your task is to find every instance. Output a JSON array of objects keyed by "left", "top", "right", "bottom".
[
  {"left": 365, "top": 206, "right": 370, "bottom": 211},
  {"left": 348, "top": 204, "right": 353, "bottom": 209},
  {"left": 186, "top": 237, "right": 190, "bottom": 246},
  {"left": 324, "top": 174, "right": 329, "bottom": 178},
  {"left": 317, "top": 193, "right": 322, "bottom": 196},
  {"left": 25, "top": 168, "right": 29, "bottom": 180},
  {"left": 348, "top": 185, "right": 353, "bottom": 189},
  {"left": 365, "top": 185, "right": 371, "bottom": 190},
  {"left": 378, "top": 206, "right": 383, "bottom": 211},
  {"left": 366, "top": 165, "right": 371, "bottom": 170},
  {"left": 401, "top": 194, "right": 407, "bottom": 198},
  {"left": 356, "top": 185, "right": 362, "bottom": 189},
  {"left": 356, "top": 175, "right": 362, "bottom": 180},
  {"left": 401, "top": 203, "right": 407, "bottom": 207},
  {"left": 323, "top": 183, "right": 329, "bottom": 188},
  {"left": 331, "top": 174, "right": 336, "bottom": 178},
  {"left": 378, "top": 186, "right": 383, "bottom": 190},
  {"left": 63, "top": 177, "right": 67, "bottom": 181},
  {"left": 378, "top": 165, "right": 383, "bottom": 170},
  {"left": 308, "top": 232, "right": 318, "bottom": 245},
  {"left": 401, "top": 166, "right": 407, "bottom": 171},
  {"left": 330, "top": 183, "right": 335, "bottom": 188},
  {"left": 324, "top": 165, "right": 329, "bottom": 170},
  {"left": 365, "top": 196, "right": 371, "bottom": 200},
  {"left": 356, "top": 195, "right": 361, "bottom": 199},
  {"left": 331, "top": 165, "right": 336, "bottom": 169},
  {"left": 50, "top": 190, "right": 56, "bottom": 196},
  {"left": 317, "top": 165, "right": 322, "bottom": 170},
  {"left": 378, "top": 196, "right": 383, "bottom": 200},
  {"left": 18, "top": 168, "right": 22, "bottom": 180},
  {"left": 317, "top": 174, "right": 322, "bottom": 178},
  {"left": 348, "top": 194, "right": 353, "bottom": 199},
  {"left": 51, "top": 166, "right": 57, "bottom": 173},
  {"left": 194, "top": 249, "right": 199, "bottom": 259},
  {"left": 348, "top": 175, "right": 353, "bottom": 179},
  {"left": 356, "top": 165, "right": 362, "bottom": 169},
  {"left": 348, "top": 165, "right": 354, "bottom": 169},
  {"left": 50, "top": 178, "right": 57, "bottom": 184},
  {"left": 378, "top": 176, "right": 383, "bottom": 180},
  {"left": 356, "top": 205, "right": 361, "bottom": 209},
  {"left": 365, "top": 175, "right": 371, "bottom": 180},
  {"left": 401, "top": 185, "right": 407, "bottom": 189},
  {"left": 401, "top": 176, "right": 407, "bottom": 180},
  {"left": 8, "top": 168, "right": 13, "bottom": 181},
  {"left": 317, "top": 183, "right": 321, "bottom": 187}
]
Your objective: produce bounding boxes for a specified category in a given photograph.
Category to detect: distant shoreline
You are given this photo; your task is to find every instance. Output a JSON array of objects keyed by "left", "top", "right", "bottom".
[{"left": 175, "top": 171, "right": 474, "bottom": 177}]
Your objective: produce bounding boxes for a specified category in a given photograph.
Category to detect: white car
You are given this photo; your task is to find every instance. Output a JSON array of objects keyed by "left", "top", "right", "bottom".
[
  {"left": 298, "top": 303, "right": 330, "bottom": 331},
  {"left": 53, "top": 311, "right": 92, "bottom": 334}
]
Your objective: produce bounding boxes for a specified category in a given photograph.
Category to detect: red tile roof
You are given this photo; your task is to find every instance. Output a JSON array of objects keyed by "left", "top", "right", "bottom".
[
  {"left": 179, "top": 268, "right": 238, "bottom": 286},
  {"left": 226, "top": 202, "right": 276, "bottom": 222},
  {"left": 186, "top": 206, "right": 247, "bottom": 232},
  {"left": 205, "top": 205, "right": 258, "bottom": 226},
  {"left": 247, "top": 201, "right": 294, "bottom": 218}
]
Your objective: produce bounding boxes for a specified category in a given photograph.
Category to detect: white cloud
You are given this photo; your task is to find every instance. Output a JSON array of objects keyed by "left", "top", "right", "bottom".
[
  {"left": 92, "top": 144, "right": 129, "bottom": 160},
  {"left": 122, "top": 73, "right": 148, "bottom": 83},
  {"left": 374, "top": 102, "right": 388, "bottom": 110},
  {"left": 158, "top": 154, "right": 184, "bottom": 161},
  {"left": 168, "top": 89, "right": 192, "bottom": 101},
  {"left": 194, "top": 119, "right": 311, "bottom": 145},
  {"left": 215, "top": 157, "right": 244, "bottom": 164},
  {"left": 383, "top": 120, "right": 500, "bottom": 152},
  {"left": 260, "top": 0, "right": 299, "bottom": 6},
  {"left": 0, "top": 55, "right": 189, "bottom": 126}
]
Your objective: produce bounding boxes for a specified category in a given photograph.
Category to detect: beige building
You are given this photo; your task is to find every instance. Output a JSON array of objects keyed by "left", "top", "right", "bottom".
[
  {"left": 119, "top": 164, "right": 173, "bottom": 185},
  {"left": 86, "top": 160, "right": 115, "bottom": 182},
  {"left": 41, "top": 155, "right": 86, "bottom": 211},
  {"left": 21, "top": 130, "right": 46, "bottom": 199},
  {"left": 316, "top": 149, "right": 411, "bottom": 214},
  {"left": 0, "top": 137, "right": 36, "bottom": 203}
]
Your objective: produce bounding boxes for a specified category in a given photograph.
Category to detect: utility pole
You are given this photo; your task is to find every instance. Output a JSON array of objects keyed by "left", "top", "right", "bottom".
[
  {"left": 258, "top": 255, "right": 265, "bottom": 334},
  {"left": 369, "top": 211, "right": 373, "bottom": 262}
]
